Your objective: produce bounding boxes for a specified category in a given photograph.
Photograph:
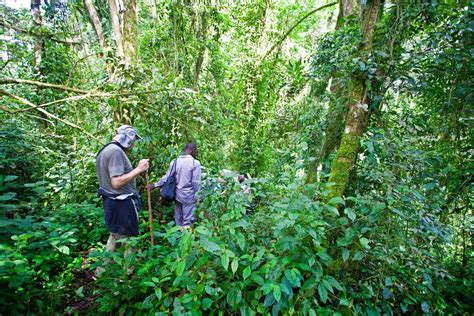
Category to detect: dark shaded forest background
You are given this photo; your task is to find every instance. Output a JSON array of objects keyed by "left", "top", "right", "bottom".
[{"left": 0, "top": 0, "right": 472, "bottom": 314}]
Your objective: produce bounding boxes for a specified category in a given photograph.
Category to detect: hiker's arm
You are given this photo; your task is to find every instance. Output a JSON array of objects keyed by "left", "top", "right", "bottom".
[{"left": 111, "top": 159, "right": 149, "bottom": 189}]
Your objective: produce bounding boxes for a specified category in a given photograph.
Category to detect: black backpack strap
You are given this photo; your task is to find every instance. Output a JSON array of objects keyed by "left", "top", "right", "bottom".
[
  {"left": 96, "top": 141, "right": 126, "bottom": 157},
  {"left": 171, "top": 158, "right": 178, "bottom": 177}
]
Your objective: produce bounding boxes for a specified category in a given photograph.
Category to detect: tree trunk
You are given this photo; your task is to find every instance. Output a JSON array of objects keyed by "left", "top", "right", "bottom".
[
  {"left": 307, "top": 0, "right": 359, "bottom": 183},
  {"left": 30, "top": 0, "right": 42, "bottom": 68},
  {"left": 108, "top": 0, "right": 125, "bottom": 63},
  {"left": 122, "top": 0, "right": 138, "bottom": 68},
  {"left": 84, "top": 0, "right": 109, "bottom": 53},
  {"left": 84, "top": 0, "right": 113, "bottom": 75},
  {"left": 328, "top": 0, "right": 381, "bottom": 198}
]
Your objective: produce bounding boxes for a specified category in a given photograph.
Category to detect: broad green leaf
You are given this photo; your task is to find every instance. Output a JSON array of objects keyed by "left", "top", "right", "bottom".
[
  {"left": 353, "top": 251, "right": 364, "bottom": 261},
  {"left": 272, "top": 285, "right": 281, "bottom": 302},
  {"left": 243, "top": 266, "right": 251, "bottom": 280},
  {"left": 231, "top": 258, "right": 239, "bottom": 274},
  {"left": 202, "top": 298, "right": 213, "bottom": 310},
  {"left": 4, "top": 175, "right": 18, "bottom": 182},
  {"left": 155, "top": 288, "right": 162, "bottom": 300},
  {"left": 179, "top": 231, "right": 192, "bottom": 257},
  {"left": 226, "top": 287, "right": 242, "bottom": 307},
  {"left": 344, "top": 208, "right": 356, "bottom": 221},
  {"left": 325, "top": 204, "right": 340, "bottom": 216},
  {"left": 318, "top": 283, "right": 328, "bottom": 303},
  {"left": 221, "top": 253, "right": 230, "bottom": 271},
  {"left": 0, "top": 192, "right": 17, "bottom": 201},
  {"left": 360, "top": 237, "right": 371, "bottom": 250},
  {"left": 325, "top": 275, "right": 343, "bottom": 291},
  {"left": 328, "top": 196, "right": 345, "bottom": 205},
  {"left": 200, "top": 238, "right": 220, "bottom": 253},
  {"left": 342, "top": 248, "right": 350, "bottom": 262},
  {"left": 57, "top": 245, "right": 69, "bottom": 254},
  {"left": 176, "top": 261, "right": 186, "bottom": 276}
]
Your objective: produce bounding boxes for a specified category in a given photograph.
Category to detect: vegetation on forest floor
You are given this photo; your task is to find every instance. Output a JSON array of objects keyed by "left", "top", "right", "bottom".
[{"left": 1, "top": 0, "right": 472, "bottom": 315}]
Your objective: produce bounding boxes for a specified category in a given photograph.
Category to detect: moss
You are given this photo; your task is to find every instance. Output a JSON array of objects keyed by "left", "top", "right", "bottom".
[{"left": 328, "top": 133, "right": 361, "bottom": 197}]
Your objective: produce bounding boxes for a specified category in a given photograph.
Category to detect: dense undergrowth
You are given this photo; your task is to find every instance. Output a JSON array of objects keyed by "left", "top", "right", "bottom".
[
  {"left": 1, "top": 1, "right": 472, "bottom": 315},
  {"left": 1, "top": 125, "right": 471, "bottom": 314}
]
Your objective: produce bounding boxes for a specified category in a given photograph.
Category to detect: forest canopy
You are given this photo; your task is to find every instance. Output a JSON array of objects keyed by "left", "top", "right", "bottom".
[{"left": 0, "top": 0, "right": 472, "bottom": 314}]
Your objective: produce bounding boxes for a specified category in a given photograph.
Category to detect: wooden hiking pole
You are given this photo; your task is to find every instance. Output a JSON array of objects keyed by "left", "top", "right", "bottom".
[{"left": 145, "top": 171, "right": 155, "bottom": 245}]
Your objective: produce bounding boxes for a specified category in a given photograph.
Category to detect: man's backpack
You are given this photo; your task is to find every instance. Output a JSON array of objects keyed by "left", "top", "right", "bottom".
[{"left": 160, "top": 159, "right": 177, "bottom": 201}]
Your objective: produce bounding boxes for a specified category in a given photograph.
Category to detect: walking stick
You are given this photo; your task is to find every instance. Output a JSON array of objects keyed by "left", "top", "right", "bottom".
[{"left": 145, "top": 171, "right": 155, "bottom": 246}]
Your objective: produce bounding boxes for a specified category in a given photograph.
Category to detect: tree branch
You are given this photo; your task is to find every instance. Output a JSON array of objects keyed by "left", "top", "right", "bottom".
[
  {"left": 0, "top": 78, "right": 91, "bottom": 94},
  {"left": 260, "top": 2, "right": 338, "bottom": 63},
  {"left": 0, "top": 89, "right": 96, "bottom": 138},
  {"left": 1, "top": 21, "right": 82, "bottom": 46}
]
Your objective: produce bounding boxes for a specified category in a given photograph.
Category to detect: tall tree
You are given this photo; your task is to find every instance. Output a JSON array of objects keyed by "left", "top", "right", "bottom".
[
  {"left": 328, "top": 0, "right": 381, "bottom": 197},
  {"left": 122, "top": 0, "right": 138, "bottom": 68},
  {"left": 84, "top": 0, "right": 112, "bottom": 75},
  {"left": 84, "top": 0, "right": 109, "bottom": 54},
  {"left": 108, "top": 0, "right": 125, "bottom": 63},
  {"left": 307, "top": 0, "right": 361, "bottom": 182},
  {"left": 30, "top": 0, "right": 42, "bottom": 68}
]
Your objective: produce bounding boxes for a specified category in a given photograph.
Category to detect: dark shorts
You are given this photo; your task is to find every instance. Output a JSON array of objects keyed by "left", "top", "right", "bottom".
[{"left": 103, "top": 197, "right": 139, "bottom": 236}]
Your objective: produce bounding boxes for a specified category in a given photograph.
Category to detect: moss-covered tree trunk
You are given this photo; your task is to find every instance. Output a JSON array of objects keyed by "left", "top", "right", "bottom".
[
  {"left": 306, "top": 0, "right": 360, "bottom": 183},
  {"left": 328, "top": 0, "right": 381, "bottom": 197}
]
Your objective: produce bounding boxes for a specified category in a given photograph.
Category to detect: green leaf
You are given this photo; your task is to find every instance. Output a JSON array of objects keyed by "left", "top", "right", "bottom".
[
  {"left": 353, "top": 251, "right": 364, "bottom": 261},
  {"left": 0, "top": 192, "right": 17, "bottom": 201},
  {"left": 344, "top": 208, "right": 356, "bottom": 221},
  {"left": 155, "top": 288, "right": 162, "bottom": 300},
  {"left": 318, "top": 283, "right": 328, "bottom": 303},
  {"left": 328, "top": 196, "right": 345, "bottom": 205},
  {"left": 272, "top": 285, "right": 281, "bottom": 302},
  {"left": 4, "top": 175, "right": 18, "bottom": 182},
  {"left": 200, "top": 238, "right": 221, "bottom": 253},
  {"left": 360, "top": 237, "right": 371, "bottom": 250},
  {"left": 231, "top": 258, "right": 239, "bottom": 274},
  {"left": 325, "top": 275, "right": 343, "bottom": 291},
  {"left": 176, "top": 261, "right": 186, "bottom": 276},
  {"left": 226, "top": 287, "right": 242, "bottom": 307},
  {"left": 284, "top": 268, "right": 301, "bottom": 287},
  {"left": 342, "top": 248, "right": 350, "bottom": 262},
  {"left": 243, "top": 266, "right": 251, "bottom": 280},
  {"left": 325, "top": 204, "right": 340, "bottom": 216},
  {"left": 302, "top": 277, "right": 318, "bottom": 290},
  {"left": 179, "top": 231, "right": 192, "bottom": 257},
  {"left": 202, "top": 298, "right": 213, "bottom": 310},
  {"left": 75, "top": 286, "right": 84, "bottom": 298},
  {"left": 221, "top": 253, "right": 230, "bottom": 271},
  {"left": 309, "top": 309, "right": 317, "bottom": 316},
  {"left": 57, "top": 245, "right": 69, "bottom": 254}
]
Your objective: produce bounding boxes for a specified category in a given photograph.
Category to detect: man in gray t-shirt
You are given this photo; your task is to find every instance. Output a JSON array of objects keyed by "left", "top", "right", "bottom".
[{"left": 96, "top": 125, "right": 149, "bottom": 253}]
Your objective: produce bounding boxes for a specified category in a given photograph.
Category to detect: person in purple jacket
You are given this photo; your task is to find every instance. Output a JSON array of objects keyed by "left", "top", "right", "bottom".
[{"left": 148, "top": 142, "right": 202, "bottom": 229}]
